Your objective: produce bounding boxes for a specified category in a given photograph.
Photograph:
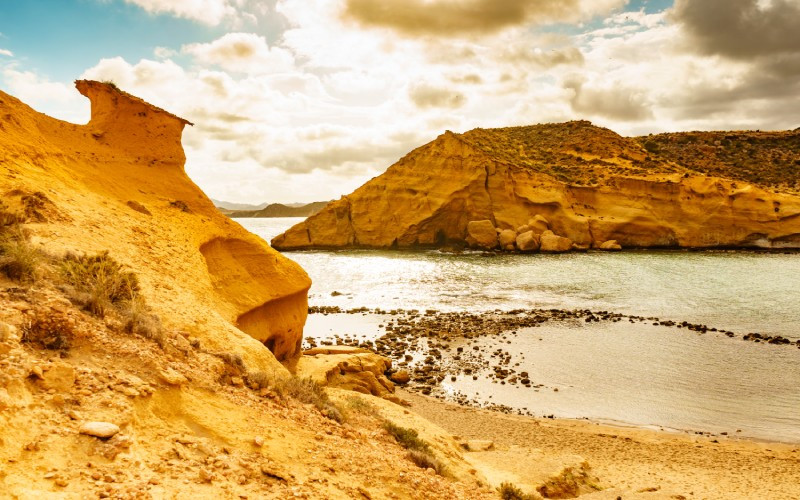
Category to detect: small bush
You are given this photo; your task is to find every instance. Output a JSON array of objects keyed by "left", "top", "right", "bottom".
[
  {"left": 273, "top": 376, "right": 344, "bottom": 423},
  {"left": 21, "top": 310, "right": 74, "bottom": 351},
  {"left": 121, "top": 294, "right": 164, "bottom": 346},
  {"left": 218, "top": 352, "right": 246, "bottom": 373},
  {"left": 383, "top": 421, "right": 431, "bottom": 453},
  {"left": 246, "top": 370, "right": 271, "bottom": 390},
  {"left": 0, "top": 236, "right": 41, "bottom": 283},
  {"left": 343, "top": 395, "right": 377, "bottom": 416},
  {"left": 498, "top": 482, "right": 538, "bottom": 500},
  {"left": 407, "top": 449, "right": 447, "bottom": 475},
  {"left": 60, "top": 252, "right": 138, "bottom": 317}
]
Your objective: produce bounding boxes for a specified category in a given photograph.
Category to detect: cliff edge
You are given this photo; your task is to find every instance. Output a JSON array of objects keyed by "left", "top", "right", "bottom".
[
  {"left": 1, "top": 80, "right": 311, "bottom": 364},
  {"left": 272, "top": 121, "right": 800, "bottom": 251}
]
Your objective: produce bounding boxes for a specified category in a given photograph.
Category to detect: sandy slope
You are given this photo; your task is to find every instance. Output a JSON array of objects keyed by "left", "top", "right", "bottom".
[{"left": 400, "top": 390, "right": 800, "bottom": 500}]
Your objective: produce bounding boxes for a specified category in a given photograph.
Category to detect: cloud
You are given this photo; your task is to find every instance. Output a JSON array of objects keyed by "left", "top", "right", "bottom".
[
  {"left": 565, "top": 77, "right": 653, "bottom": 121},
  {"left": 409, "top": 83, "right": 467, "bottom": 109},
  {"left": 182, "top": 33, "right": 295, "bottom": 74},
  {"left": 672, "top": 0, "right": 800, "bottom": 59},
  {"left": 0, "top": 67, "right": 89, "bottom": 123},
  {"left": 123, "top": 0, "right": 237, "bottom": 25},
  {"left": 500, "top": 45, "right": 585, "bottom": 68},
  {"left": 342, "top": 0, "right": 628, "bottom": 36},
  {"left": 0, "top": 49, "right": 13, "bottom": 57}
]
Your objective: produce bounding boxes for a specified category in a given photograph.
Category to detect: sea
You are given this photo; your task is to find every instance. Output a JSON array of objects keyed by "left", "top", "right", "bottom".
[{"left": 239, "top": 217, "right": 800, "bottom": 443}]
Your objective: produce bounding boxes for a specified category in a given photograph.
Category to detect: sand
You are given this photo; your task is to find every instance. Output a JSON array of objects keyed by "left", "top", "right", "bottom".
[{"left": 399, "top": 389, "right": 800, "bottom": 499}]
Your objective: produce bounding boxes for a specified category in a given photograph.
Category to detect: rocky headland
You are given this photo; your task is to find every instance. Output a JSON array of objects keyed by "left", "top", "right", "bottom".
[
  {"left": 0, "top": 81, "right": 498, "bottom": 499},
  {"left": 272, "top": 121, "right": 800, "bottom": 252}
]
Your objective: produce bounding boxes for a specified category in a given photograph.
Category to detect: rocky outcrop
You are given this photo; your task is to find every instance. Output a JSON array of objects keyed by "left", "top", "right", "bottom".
[
  {"left": 296, "top": 346, "right": 396, "bottom": 399},
  {"left": 273, "top": 121, "right": 800, "bottom": 251},
  {"left": 0, "top": 81, "right": 310, "bottom": 365}
]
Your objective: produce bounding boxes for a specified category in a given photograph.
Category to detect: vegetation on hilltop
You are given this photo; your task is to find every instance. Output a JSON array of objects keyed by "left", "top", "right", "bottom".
[
  {"left": 458, "top": 121, "right": 683, "bottom": 186},
  {"left": 635, "top": 130, "right": 800, "bottom": 193}
]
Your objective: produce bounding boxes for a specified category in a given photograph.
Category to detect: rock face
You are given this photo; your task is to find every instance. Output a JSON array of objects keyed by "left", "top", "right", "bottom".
[
  {"left": 273, "top": 121, "right": 800, "bottom": 250},
  {"left": 0, "top": 81, "right": 310, "bottom": 365}
]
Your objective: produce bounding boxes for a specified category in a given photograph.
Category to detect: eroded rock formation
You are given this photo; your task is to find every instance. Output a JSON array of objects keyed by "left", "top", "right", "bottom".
[
  {"left": 272, "top": 121, "right": 800, "bottom": 250},
  {"left": 0, "top": 81, "right": 311, "bottom": 365}
]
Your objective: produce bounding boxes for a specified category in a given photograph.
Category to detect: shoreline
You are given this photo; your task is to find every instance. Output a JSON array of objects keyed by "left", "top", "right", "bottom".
[
  {"left": 303, "top": 306, "right": 800, "bottom": 444},
  {"left": 398, "top": 389, "right": 800, "bottom": 499}
]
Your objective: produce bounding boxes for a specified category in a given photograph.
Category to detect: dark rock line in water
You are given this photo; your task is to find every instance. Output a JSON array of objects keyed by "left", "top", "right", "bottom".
[{"left": 303, "top": 305, "right": 800, "bottom": 419}]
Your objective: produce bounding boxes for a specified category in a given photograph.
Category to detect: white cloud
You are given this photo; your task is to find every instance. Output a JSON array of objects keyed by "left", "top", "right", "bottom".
[
  {"left": 0, "top": 66, "right": 89, "bottom": 123},
  {"left": 0, "top": 49, "right": 13, "bottom": 57},
  {"left": 123, "top": 0, "right": 237, "bottom": 25},
  {"left": 182, "top": 33, "right": 295, "bottom": 74}
]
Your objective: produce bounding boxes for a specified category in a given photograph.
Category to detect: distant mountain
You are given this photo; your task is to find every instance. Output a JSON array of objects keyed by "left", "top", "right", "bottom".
[
  {"left": 226, "top": 201, "right": 330, "bottom": 218},
  {"left": 210, "top": 198, "right": 269, "bottom": 211}
]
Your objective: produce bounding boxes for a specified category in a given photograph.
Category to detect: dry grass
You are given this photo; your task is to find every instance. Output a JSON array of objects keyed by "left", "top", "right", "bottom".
[
  {"left": 0, "top": 235, "right": 42, "bottom": 283},
  {"left": 272, "top": 376, "right": 344, "bottom": 423},
  {"left": 382, "top": 420, "right": 448, "bottom": 475},
  {"left": 497, "top": 482, "right": 538, "bottom": 500},
  {"left": 121, "top": 294, "right": 164, "bottom": 345},
  {"left": 60, "top": 251, "right": 139, "bottom": 317},
  {"left": 407, "top": 449, "right": 447, "bottom": 475},
  {"left": 20, "top": 309, "right": 74, "bottom": 351}
]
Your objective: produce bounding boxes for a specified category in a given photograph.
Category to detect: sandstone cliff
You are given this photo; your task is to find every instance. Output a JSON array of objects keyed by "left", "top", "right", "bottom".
[
  {"left": 1, "top": 80, "right": 311, "bottom": 364},
  {"left": 272, "top": 121, "right": 800, "bottom": 250}
]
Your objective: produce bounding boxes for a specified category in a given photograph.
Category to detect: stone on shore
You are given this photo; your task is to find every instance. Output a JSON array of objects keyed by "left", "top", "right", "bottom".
[
  {"left": 498, "top": 230, "right": 517, "bottom": 249},
  {"left": 466, "top": 220, "right": 498, "bottom": 249},
  {"left": 515, "top": 231, "right": 540, "bottom": 252},
  {"left": 390, "top": 370, "right": 411, "bottom": 384},
  {"left": 540, "top": 230, "right": 573, "bottom": 253},
  {"left": 599, "top": 240, "right": 623, "bottom": 251},
  {"left": 79, "top": 421, "right": 120, "bottom": 439},
  {"left": 528, "top": 215, "right": 550, "bottom": 234}
]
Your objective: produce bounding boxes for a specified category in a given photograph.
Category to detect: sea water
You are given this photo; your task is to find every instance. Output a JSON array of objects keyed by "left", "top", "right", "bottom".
[{"left": 239, "top": 217, "right": 800, "bottom": 442}]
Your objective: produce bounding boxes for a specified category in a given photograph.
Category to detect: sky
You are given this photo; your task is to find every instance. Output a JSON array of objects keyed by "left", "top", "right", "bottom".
[{"left": 1, "top": 0, "right": 799, "bottom": 204}]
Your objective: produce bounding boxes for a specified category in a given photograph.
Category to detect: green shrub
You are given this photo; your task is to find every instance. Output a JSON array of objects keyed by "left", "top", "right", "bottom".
[{"left": 60, "top": 251, "right": 138, "bottom": 317}]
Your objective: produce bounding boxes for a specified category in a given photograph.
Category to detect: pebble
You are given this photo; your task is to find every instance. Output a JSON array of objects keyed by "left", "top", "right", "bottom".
[{"left": 79, "top": 421, "right": 120, "bottom": 439}]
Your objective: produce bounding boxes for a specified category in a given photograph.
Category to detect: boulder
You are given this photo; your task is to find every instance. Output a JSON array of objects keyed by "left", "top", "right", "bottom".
[
  {"left": 389, "top": 370, "right": 411, "bottom": 384},
  {"left": 498, "top": 230, "right": 517, "bottom": 249},
  {"left": 599, "top": 240, "right": 622, "bottom": 251},
  {"left": 466, "top": 220, "right": 498, "bottom": 249},
  {"left": 528, "top": 215, "right": 550, "bottom": 234},
  {"left": 516, "top": 224, "right": 531, "bottom": 234},
  {"left": 540, "top": 230, "right": 573, "bottom": 253},
  {"left": 296, "top": 351, "right": 396, "bottom": 398},
  {"left": 515, "top": 231, "right": 540, "bottom": 252},
  {"left": 40, "top": 362, "right": 76, "bottom": 393}
]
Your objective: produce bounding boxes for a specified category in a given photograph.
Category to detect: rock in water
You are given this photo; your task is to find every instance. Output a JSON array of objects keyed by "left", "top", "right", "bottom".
[
  {"left": 466, "top": 220, "right": 498, "bottom": 249},
  {"left": 272, "top": 121, "right": 800, "bottom": 251},
  {"left": 79, "top": 422, "right": 120, "bottom": 439}
]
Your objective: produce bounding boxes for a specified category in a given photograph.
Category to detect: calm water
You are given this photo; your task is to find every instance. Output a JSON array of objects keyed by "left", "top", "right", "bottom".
[{"left": 240, "top": 217, "right": 800, "bottom": 442}]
